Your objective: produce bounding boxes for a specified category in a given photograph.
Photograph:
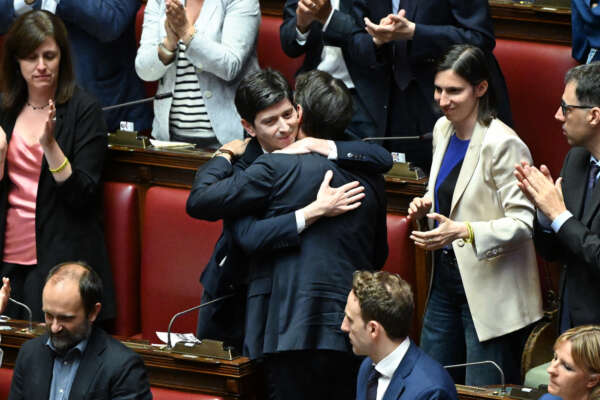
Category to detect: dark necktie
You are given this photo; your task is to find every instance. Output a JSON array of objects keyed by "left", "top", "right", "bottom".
[
  {"left": 584, "top": 161, "right": 600, "bottom": 215},
  {"left": 392, "top": 0, "right": 412, "bottom": 90},
  {"left": 366, "top": 366, "right": 381, "bottom": 400}
]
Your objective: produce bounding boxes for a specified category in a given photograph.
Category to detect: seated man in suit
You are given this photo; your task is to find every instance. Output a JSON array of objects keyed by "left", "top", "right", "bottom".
[
  {"left": 0, "top": 1, "right": 152, "bottom": 132},
  {"left": 187, "top": 70, "right": 388, "bottom": 400},
  {"left": 515, "top": 62, "right": 600, "bottom": 333},
  {"left": 342, "top": 270, "right": 457, "bottom": 400},
  {"left": 194, "top": 69, "right": 392, "bottom": 351},
  {"left": 9, "top": 262, "right": 152, "bottom": 400}
]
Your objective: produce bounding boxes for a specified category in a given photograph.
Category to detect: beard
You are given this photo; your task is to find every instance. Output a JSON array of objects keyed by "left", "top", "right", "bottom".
[{"left": 48, "top": 320, "right": 92, "bottom": 355}]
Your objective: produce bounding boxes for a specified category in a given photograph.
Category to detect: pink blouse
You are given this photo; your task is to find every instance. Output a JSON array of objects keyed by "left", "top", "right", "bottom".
[{"left": 3, "top": 131, "right": 43, "bottom": 265}]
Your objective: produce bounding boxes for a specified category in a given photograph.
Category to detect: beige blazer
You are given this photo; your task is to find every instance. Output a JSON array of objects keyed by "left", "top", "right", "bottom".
[{"left": 425, "top": 117, "right": 543, "bottom": 341}]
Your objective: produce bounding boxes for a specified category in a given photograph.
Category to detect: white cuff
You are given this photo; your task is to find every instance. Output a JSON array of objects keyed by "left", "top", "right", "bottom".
[
  {"left": 44, "top": 0, "right": 59, "bottom": 13},
  {"left": 295, "top": 210, "right": 306, "bottom": 234},
  {"left": 295, "top": 27, "right": 309, "bottom": 46},
  {"left": 327, "top": 140, "right": 338, "bottom": 160},
  {"left": 322, "top": 9, "right": 335, "bottom": 31},
  {"left": 14, "top": 0, "right": 33, "bottom": 16},
  {"left": 551, "top": 210, "right": 573, "bottom": 233}
]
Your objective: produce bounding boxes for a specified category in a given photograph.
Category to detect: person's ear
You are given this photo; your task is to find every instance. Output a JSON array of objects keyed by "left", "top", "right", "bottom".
[
  {"left": 241, "top": 119, "right": 256, "bottom": 137},
  {"left": 475, "top": 80, "right": 488, "bottom": 98},
  {"left": 296, "top": 104, "right": 303, "bottom": 123},
  {"left": 88, "top": 302, "right": 102, "bottom": 323},
  {"left": 588, "top": 107, "right": 600, "bottom": 127},
  {"left": 587, "top": 373, "right": 600, "bottom": 389}
]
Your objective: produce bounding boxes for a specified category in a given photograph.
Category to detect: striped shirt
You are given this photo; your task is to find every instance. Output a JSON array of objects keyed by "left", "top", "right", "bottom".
[{"left": 169, "top": 42, "right": 214, "bottom": 140}]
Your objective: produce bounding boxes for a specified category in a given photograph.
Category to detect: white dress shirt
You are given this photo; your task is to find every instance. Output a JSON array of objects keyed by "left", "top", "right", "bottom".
[
  {"left": 373, "top": 337, "right": 410, "bottom": 400},
  {"left": 14, "top": 0, "right": 59, "bottom": 15}
]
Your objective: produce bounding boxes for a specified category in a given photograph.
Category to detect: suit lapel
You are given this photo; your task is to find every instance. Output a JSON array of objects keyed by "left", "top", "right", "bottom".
[
  {"left": 69, "top": 328, "right": 105, "bottom": 399},
  {"left": 402, "top": 0, "right": 417, "bottom": 22},
  {"left": 382, "top": 340, "right": 419, "bottom": 400},
  {"left": 563, "top": 149, "right": 590, "bottom": 221},
  {"left": 37, "top": 339, "right": 55, "bottom": 400},
  {"left": 428, "top": 125, "right": 452, "bottom": 229},
  {"left": 450, "top": 122, "right": 485, "bottom": 215}
]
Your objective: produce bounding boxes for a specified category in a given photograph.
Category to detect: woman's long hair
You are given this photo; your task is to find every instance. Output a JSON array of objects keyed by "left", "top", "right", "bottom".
[
  {"left": 0, "top": 10, "right": 75, "bottom": 115},
  {"left": 436, "top": 44, "right": 497, "bottom": 126}
]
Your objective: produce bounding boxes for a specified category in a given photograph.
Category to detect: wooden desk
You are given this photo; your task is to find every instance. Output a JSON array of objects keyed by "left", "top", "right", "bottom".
[{"left": 0, "top": 320, "right": 261, "bottom": 399}]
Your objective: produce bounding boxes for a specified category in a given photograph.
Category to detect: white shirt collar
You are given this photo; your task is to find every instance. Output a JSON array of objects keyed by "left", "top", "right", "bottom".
[{"left": 374, "top": 337, "right": 410, "bottom": 378}]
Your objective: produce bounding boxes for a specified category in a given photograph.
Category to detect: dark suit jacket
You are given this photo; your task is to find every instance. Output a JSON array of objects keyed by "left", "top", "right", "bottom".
[
  {"left": 534, "top": 147, "right": 600, "bottom": 327},
  {"left": 0, "top": 0, "right": 152, "bottom": 132},
  {"left": 571, "top": 0, "right": 600, "bottom": 63},
  {"left": 0, "top": 88, "right": 116, "bottom": 321},
  {"left": 356, "top": 341, "right": 457, "bottom": 400},
  {"left": 280, "top": 0, "right": 388, "bottom": 137},
  {"left": 187, "top": 150, "right": 388, "bottom": 358},
  {"left": 9, "top": 327, "right": 152, "bottom": 400},
  {"left": 349, "top": 0, "right": 513, "bottom": 131},
  {"left": 195, "top": 139, "right": 392, "bottom": 350}
]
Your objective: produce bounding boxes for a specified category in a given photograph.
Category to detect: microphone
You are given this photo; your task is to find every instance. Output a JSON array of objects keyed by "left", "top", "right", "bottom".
[
  {"left": 102, "top": 92, "right": 173, "bottom": 112},
  {"left": 8, "top": 297, "right": 33, "bottom": 332},
  {"left": 166, "top": 293, "right": 235, "bottom": 349},
  {"left": 361, "top": 132, "right": 433, "bottom": 142},
  {"left": 444, "top": 360, "right": 506, "bottom": 394}
]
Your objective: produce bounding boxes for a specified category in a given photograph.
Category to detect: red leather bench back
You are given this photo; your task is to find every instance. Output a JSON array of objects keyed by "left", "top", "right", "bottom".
[
  {"left": 151, "top": 386, "right": 224, "bottom": 400},
  {"left": 0, "top": 368, "right": 12, "bottom": 399},
  {"left": 140, "top": 186, "right": 222, "bottom": 342},
  {"left": 257, "top": 15, "right": 305, "bottom": 85},
  {"left": 494, "top": 39, "right": 577, "bottom": 176},
  {"left": 383, "top": 214, "right": 416, "bottom": 288},
  {"left": 103, "top": 182, "right": 141, "bottom": 337}
]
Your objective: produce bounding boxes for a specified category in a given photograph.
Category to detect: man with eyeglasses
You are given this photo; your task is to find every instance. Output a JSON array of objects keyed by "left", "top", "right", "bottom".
[{"left": 515, "top": 62, "right": 600, "bottom": 333}]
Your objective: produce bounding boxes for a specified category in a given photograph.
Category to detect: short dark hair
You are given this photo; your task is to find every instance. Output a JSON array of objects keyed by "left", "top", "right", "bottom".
[
  {"left": 294, "top": 70, "right": 353, "bottom": 141},
  {"left": 565, "top": 63, "right": 600, "bottom": 106},
  {"left": 46, "top": 261, "right": 103, "bottom": 317},
  {"left": 352, "top": 270, "right": 414, "bottom": 340},
  {"left": 235, "top": 68, "right": 293, "bottom": 125},
  {"left": 0, "top": 10, "right": 75, "bottom": 114},
  {"left": 437, "top": 44, "right": 496, "bottom": 126}
]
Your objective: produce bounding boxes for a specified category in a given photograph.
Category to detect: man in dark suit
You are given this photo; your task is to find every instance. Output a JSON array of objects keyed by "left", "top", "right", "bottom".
[
  {"left": 9, "top": 262, "right": 152, "bottom": 400},
  {"left": 194, "top": 69, "right": 392, "bottom": 351},
  {"left": 515, "top": 62, "right": 600, "bottom": 332},
  {"left": 343, "top": 270, "right": 457, "bottom": 400},
  {"left": 280, "top": 0, "right": 388, "bottom": 138},
  {"left": 187, "top": 70, "right": 388, "bottom": 400},
  {"left": 352, "top": 0, "right": 512, "bottom": 171}
]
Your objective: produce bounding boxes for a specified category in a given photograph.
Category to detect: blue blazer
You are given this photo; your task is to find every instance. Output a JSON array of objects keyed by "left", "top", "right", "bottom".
[
  {"left": 187, "top": 141, "right": 390, "bottom": 358},
  {"left": 356, "top": 341, "right": 458, "bottom": 400},
  {"left": 571, "top": 0, "right": 600, "bottom": 62},
  {"left": 280, "top": 0, "right": 389, "bottom": 137},
  {"left": 0, "top": 0, "right": 152, "bottom": 132}
]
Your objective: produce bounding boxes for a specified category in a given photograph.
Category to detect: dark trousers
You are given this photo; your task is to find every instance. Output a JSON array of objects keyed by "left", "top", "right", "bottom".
[
  {"left": 385, "top": 82, "right": 439, "bottom": 173},
  {"left": 263, "top": 349, "right": 362, "bottom": 400},
  {"left": 0, "top": 262, "right": 44, "bottom": 321}
]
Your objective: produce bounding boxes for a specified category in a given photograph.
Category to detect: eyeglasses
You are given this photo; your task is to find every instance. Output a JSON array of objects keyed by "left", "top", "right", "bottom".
[{"left": 560, "top": 99, "right": 597, "bottom": 115}]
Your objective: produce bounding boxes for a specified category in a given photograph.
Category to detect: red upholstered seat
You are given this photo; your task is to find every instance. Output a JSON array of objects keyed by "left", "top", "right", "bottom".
[
  {"left": 151, "top": 387, "right": 224, "bottom": 400},
  {"left": 383, "top": 214, "right": 416, "bottom": 287},
  {"left": 494, "top": 39, "right": 577, "bottom": 176},
  {"left": 0, "top": 368, "right": 13, "bottom": 399},
  {"left": 257, "top": 15, "right": 305, "bottom": 85},
  {"left": 140, "top": 187, "right": 222, "bottom": 342},
  {"left": 103, "top": 182, "right": 141, "bottom": 337}
]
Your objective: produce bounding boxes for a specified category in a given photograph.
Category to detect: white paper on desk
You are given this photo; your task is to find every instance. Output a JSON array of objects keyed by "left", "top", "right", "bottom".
[
  {"left": 156, "top": 332, "right": 201, "bottom": 345},
  {"left": 149, "top": 139, "right": 195, "bottom": 149}
]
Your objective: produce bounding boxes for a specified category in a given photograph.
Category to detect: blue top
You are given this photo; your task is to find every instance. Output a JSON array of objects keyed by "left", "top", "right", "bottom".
[
  {"left": 538, "top": 394, "right": 561, "bottom": 400},
  {"left": 435, "top": 134, "right": 470, "bottom": 215},
  {"left": 46, "top": 337, "right": 89, "bottom": 400}
]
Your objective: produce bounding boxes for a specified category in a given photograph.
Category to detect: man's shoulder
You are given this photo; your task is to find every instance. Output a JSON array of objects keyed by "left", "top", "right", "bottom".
[
  {"left": 402, "top": 344, "right": 456, "bottom": 396},
  {"left": 89, "top": 328, "right": 142, "bottom": 365}
]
